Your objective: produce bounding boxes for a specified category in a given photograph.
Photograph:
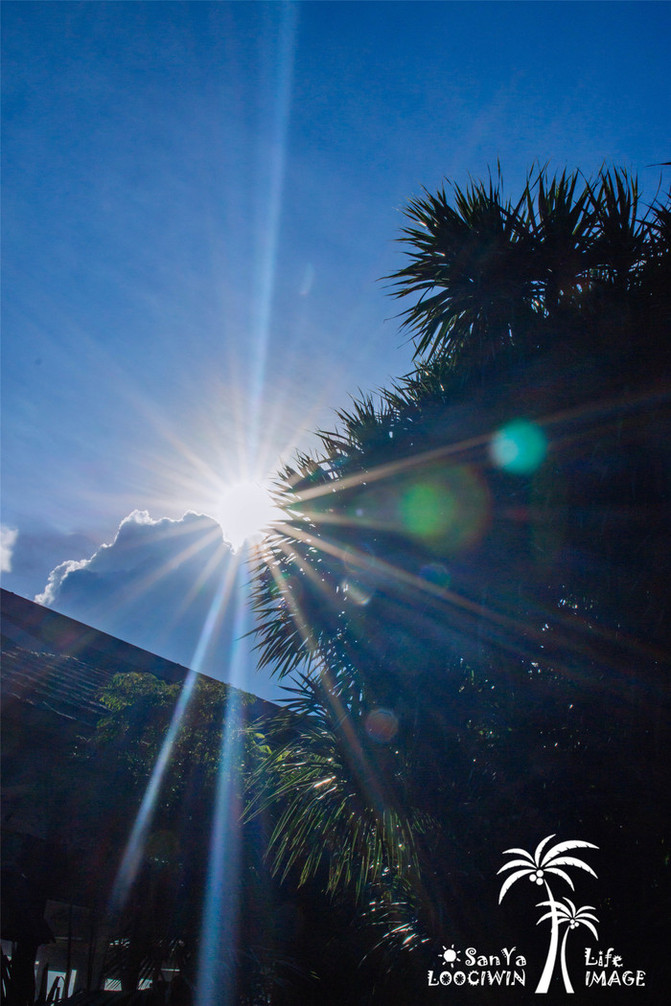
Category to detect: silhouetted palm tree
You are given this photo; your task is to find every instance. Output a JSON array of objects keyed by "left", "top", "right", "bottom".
[
  {"left": 387, "top": 165, "right": 668, "bottom": 372},
  {"left": 248, "top": 164, "right": 671, "bottom": 991}
]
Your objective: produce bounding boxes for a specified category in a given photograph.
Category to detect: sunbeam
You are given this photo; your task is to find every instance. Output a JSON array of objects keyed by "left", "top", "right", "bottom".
[
  {"left": 196, "top": 564, "right": 250, "bottom": 1006},
  {"left": 247, "top": 2, "right": 298, "bottom": 464},
  {"left": 109, "top": 553, "right": 243, "bottom": 915},
  {"left": 109, "top": 667, "right": 200, "bottom": 916},
  {"left": 258, "top": 373, "right": 671, "bottom": 707},
  {"left": 102, "top": 10, "right": 303, "bottom": 977},
  {"left": 276, "top": 512, "right": 668, "bottom": 689},
  {"left": 90, "top": 514, "right": 227, "bottom": 624}
]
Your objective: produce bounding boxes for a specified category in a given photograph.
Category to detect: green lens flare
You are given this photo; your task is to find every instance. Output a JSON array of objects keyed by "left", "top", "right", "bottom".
[
  {"left": 398, "top": 466, "right": 490, "bottom": 551},
  {"left": 400, "top": 483, "right": 454, "bottom": 538}
]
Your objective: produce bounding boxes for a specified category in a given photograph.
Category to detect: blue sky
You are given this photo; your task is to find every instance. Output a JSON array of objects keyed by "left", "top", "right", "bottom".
[{"left": 2, "top": 0, "right": 669, "bottom": 697}]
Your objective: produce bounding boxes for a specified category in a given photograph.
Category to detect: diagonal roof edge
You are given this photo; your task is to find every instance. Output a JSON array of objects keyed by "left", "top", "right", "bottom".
[
  {"left": 0, "top": 588, "right": 279, "bottom": 715},
  {"left": 2, "top": 588, "right": 190, "bottom": 684}
]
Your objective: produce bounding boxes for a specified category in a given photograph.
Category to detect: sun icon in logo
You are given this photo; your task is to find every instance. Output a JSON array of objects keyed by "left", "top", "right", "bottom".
[{"left": 441, "top": 945, "right": 460, "bottom": 966}]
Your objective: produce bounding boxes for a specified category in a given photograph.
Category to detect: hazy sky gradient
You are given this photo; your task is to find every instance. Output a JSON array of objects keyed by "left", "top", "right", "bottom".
[{"left": 2, "top": 1, "right": 669, "bottom": 691}]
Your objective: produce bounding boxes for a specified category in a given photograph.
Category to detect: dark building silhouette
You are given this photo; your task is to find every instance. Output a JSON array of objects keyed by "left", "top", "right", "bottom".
[{"left": 1, "top": 589, "right": 278, "bottom": 1003}]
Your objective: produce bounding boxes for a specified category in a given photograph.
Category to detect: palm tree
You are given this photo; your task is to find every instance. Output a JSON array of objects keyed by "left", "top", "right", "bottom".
[
  {"left": 498, "top": 835, "right": 597, "bottom": 993},
  {"left": 387, "top": 166, "right": 538, "bottom": 366},
  {"left": 248, "top": 165, "right": 670, "bottom": 996},
  {"left": 387, "top": 165, "right": 668, "bottom": 373},
  {"left": 243, "top": 669, "right": 439, "bottom": 958},
  {"left": 536, "top": 897, "right": 599, "bottom": 994},
  {"left": 245, "top": 673, "right": 422, "bottom": 901},
  {"left": 253, "top": 164, "right": 671, "bottom": 692}
]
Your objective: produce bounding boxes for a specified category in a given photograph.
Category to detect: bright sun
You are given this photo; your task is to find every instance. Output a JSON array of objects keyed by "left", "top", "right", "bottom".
[{"left": 217, "top": 480, "right": 281, "bottom": 550}]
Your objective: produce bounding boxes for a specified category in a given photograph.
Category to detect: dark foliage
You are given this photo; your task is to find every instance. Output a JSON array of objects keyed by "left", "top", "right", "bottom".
[{"left": 248, "top": 167, "right": 671, "bottom": 1001}]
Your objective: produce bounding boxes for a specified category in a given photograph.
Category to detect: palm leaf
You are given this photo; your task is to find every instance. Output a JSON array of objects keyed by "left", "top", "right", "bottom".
[
  {"left": 547, "top": 855, "right": 597, "bottom": 878},
  {"left": 536, "top": 908, "right": 568, "bottom": 925},
  {"left": 497, "top": 856, "right": 537, "bottom": 873},
  {"left": 498, "top": 868, "right": 534, "bottom": 903},
  {"left": 533, "top": 834, "right": 558, "bottom": 863},
  {"left": 539, "top": 838, "right": 597, "bottom": 865},
  {"left": 501, "top": 845, "right": 538, "bottom": 860},
  {"left": 580, "top": 920, "right": 599, "bottom": 941},
  {"left": 545, "top": 867, "right": 576, "bottom": 889}
]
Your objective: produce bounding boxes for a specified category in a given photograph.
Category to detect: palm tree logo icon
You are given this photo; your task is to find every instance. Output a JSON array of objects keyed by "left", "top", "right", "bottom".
[
  {"left": 498, "top": 834, "right": 598, "bottom": 994},
  {"left": 537, "top": 897, "right": 599, "bottom": 993}
]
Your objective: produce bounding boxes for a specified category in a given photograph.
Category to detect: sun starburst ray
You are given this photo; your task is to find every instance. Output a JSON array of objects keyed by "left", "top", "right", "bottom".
[
  {"left": 272, "top": 522, "right": 572, "bottom": 671},
  {"left": 108, "top": 668, "right": 200, "bottom": 916},
  {"left": 109, "top": 556, "right": 242, "bottom": 917}
]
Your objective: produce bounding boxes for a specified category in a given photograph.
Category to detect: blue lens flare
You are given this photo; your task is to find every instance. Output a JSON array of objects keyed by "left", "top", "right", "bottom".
[{"left": 490, "top": 419, "right": 547, "bottom": 474}]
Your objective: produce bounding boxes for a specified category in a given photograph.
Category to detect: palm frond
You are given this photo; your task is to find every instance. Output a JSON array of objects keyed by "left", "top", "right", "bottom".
[
  {"left": 498, "top": 868, "right": 534, "bottom": 903},
  {"left": 547, "top": 855, "right": 598, "bottom": 878},
  {"left": 244, "top": 677, "right": 430, "bottom": 911},
  {"left": 540, "top": 838, "right": 598, "bottom": 865}
]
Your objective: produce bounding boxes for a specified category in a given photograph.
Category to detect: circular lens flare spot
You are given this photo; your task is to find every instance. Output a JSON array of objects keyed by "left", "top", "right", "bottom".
[
  {"left": 365, "top": 708, "right": 399, "bottom": 744},
  {"left": 398, "top": 466, "right": 489, "bottom": 551},
  {"left": 491, "top": 420, "right": 547, "bottom": 474},
  {"left": 400, "top": 483, "right": 453, "bottom": 538}
]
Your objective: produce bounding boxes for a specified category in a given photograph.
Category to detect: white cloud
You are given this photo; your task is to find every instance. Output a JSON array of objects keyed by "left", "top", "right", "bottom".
[
  {"left": 35, "top": 556, "right": 93, "bottom": 606},
  {"left": 1, "top": 525, "right": 18, "bottom": 573},
  {"left": 34, "top": 510, "right": 283, "bottom": 700},
  {"left": 36, "top": 510, "right": 219, "bottom": 605}
]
